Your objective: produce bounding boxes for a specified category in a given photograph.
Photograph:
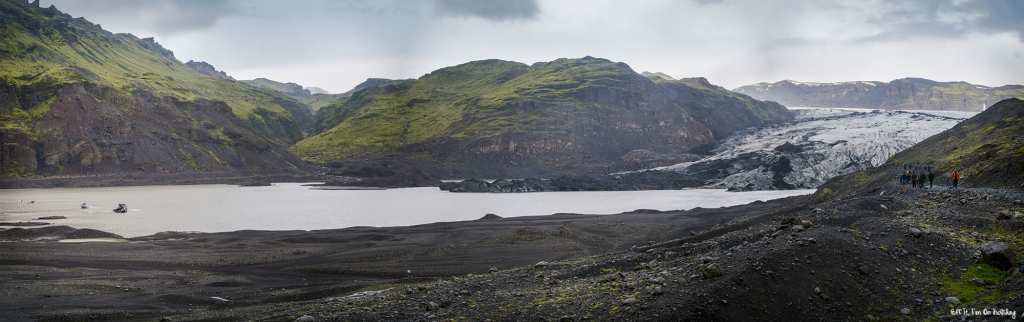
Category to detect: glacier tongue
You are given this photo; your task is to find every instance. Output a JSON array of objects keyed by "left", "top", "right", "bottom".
[{"left": 660, "top": 108, "right": 974, "bottom": 191}]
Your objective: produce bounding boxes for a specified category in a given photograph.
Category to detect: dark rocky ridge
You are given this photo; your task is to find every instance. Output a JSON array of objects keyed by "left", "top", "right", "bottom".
[
  {"left": 735, "top": 78, "right": 1024, "bottom": 111},
  {"left": 319, "top": 165, "right": 442, "bottom": 188},
  {"left": 185, "top": 60, "right": 234, "bottom": 80},
  {"left": 440, "top": 171, "right": 702, "bottom": 192}
]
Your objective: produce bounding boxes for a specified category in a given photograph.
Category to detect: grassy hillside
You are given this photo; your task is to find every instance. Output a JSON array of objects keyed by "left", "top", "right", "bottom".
[
  {"left": 292, "top": 57, "right": 791, "bottom": 176},
  {"left": 0, "top": 0, "right": 312, "bottom": 143},
  {"left": 0, "top": 0, "right": 310, "bottom": 179}
]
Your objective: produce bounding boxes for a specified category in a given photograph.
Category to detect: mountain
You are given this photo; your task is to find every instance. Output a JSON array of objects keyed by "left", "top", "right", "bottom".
[
  {"left": 640, "top": 71, "right": 675, "bottom": 81},
  {"left": 305, "top": 86, "right": 329, "bottom": 95},
  {"left": 734, "top": 78, "right": 1024, "bottom": 111},
  {"left": 240, "top": 78, "right": 311, "bottom": 100},
  {"left": 291, "top": 57, "right": 792, "bottom": 177},
  {"left": 300, "top": 78, "right": 413, "bottom": 113},
  {"left": 0, "top": 0, "right": 311, "bottom": 180}
]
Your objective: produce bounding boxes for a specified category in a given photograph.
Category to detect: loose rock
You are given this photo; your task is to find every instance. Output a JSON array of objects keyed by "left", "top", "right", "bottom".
[
  {"left": 980, "top": 241, "right": 1016, "bottom": 270},
  {"left": 909, "top": 228, "right": 923, "bottom": 237},
  {"left": 703, "top": 264, "right": 722, "bottom": 279}
]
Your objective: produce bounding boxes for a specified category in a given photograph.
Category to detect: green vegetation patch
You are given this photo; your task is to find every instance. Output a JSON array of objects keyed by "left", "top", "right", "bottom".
[{"left": 942, "top": 263, "right": 1008, "bottom": 305}]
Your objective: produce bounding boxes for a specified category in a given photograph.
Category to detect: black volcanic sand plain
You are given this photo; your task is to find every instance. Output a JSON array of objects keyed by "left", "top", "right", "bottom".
[
  {"left": 3, "top": 184, "right": 1024, "bottom": 321},
  {"left": 0, "top": 198, "right": 792, "bottom": 321}
]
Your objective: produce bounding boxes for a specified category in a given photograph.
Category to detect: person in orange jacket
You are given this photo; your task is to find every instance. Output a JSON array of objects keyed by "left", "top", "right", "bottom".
[{"left": 951, "top": 168, "right": 961, "bottom": 189}]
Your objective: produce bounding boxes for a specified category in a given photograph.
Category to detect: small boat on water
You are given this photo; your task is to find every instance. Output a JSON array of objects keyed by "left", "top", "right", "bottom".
[
  {"left": 113, "top": 204, "right": 128, "bottom": 213},
  {"left": 82, "top": 203, "right": 90, "bottom": 209}
]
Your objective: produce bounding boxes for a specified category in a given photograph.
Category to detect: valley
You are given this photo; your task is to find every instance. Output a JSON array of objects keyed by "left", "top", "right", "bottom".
[{"left": 2, "top": 0, "right": 1024, "bottom": 321}]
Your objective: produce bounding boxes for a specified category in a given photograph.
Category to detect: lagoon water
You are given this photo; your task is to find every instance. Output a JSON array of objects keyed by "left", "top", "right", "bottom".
[{"left": 0, "top": 183, "right": 813, "bottom": 238}]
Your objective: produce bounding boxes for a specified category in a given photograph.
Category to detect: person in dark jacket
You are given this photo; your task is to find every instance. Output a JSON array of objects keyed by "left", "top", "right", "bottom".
[{"left": 927, "top": 171, "right": 935, "bottom": 188}]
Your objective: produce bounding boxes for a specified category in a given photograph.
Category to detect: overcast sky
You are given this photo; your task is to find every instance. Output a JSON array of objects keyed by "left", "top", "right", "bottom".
[{"left": 46, "top": 0, "right": 1024, "bottom": 93}]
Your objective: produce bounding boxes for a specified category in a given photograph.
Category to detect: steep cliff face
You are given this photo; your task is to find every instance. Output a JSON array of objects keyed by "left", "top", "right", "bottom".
[
  {"left": 0, "top": 0, "right": 308, "bottom": 179},
  {"left": 0, "top": 81, "right": 303, "bottom": 177},
  {"left": 734, "top": 79, "right": 1024, "bottom": 111},
  {"left": 292, "top": 57, "right": 792, "bottom": 177}
]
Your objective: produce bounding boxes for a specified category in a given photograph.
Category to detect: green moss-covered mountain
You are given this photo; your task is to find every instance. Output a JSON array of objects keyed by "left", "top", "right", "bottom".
[
  {"left": 301, "top": 78, "right": 412, "bottom": 113},
  {"left": 734, "top": 79, "right": 1024, "bottom": 111},
  {"left": 0, "top": 0, "right": 311, "bottom": 178},
  {"left": 291, "top": 57, "right": 792, "bottom": 177}
]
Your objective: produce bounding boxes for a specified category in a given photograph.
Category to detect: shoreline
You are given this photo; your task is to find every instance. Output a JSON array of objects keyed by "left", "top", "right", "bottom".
[{"left": 0, "top": 195, "right": 809, "bottom": 320}]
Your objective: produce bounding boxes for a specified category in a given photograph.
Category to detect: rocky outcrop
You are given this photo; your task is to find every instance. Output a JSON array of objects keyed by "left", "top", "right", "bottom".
[
  {"left": 185, "top": 60, "right": 234, "bottom": 80},
  {"left": 440, "top": 178, "right": 552, "bottom": 192},
  {"left": 734, "top": 79, "right": 1024, "bottom": 111}
]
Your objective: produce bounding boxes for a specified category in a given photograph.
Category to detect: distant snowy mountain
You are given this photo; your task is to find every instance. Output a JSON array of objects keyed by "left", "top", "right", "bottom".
[
  {"left": 734, "top": 78, "right": 1024, "bottom": 112},
  {"left": 659, "top": 108, "right": 974, "bottom": 191}
]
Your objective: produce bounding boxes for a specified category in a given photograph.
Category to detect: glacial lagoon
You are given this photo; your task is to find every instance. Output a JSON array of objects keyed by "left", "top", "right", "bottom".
[{"left": 0, "top": 183, "right": 813, "bottom": 237}]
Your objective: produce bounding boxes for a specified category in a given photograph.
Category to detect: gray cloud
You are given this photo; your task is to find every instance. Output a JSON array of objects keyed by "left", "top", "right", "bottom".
[
  {"left": 48, "top": 0, "right": 244, "bottom": 35},
  {"left": 433, "top": 0, "right": 539, "bottom": 22},
  {"left": 696, "top": 0, "right": 726, "bottom": 5},
  {"left": 859, "top": 0, "right": 1024, "bottom": 43}
]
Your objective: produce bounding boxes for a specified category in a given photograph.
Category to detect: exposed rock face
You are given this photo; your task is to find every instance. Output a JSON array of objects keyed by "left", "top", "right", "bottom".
[
  {"left": 295, "top": 57, "right": 792, "bottom": 178},
  {"left": 185, "top": 60, "right": 234, "bottom": 80},
  {"left": 734, "top": 79, "right": 1024, "bottom": 112},
  {"left": 0, "top": 82, "right": 304, "bottom": 177}
]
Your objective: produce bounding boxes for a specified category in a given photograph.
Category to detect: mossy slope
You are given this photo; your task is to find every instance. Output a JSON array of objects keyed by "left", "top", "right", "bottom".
[
  {"left": 0, "top": 0, "right": 312, "bottom": 143},
  {"left": 0, "top": 0, "right": 309, "bottom": 178}
]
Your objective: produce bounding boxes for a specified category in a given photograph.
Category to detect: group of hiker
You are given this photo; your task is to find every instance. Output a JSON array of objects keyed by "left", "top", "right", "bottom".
[{"left": 897, "top": 163, "right": 961, "bottom": 189}]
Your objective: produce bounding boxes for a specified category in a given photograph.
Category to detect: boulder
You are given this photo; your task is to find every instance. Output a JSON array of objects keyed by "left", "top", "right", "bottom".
[
  {"left": 703, "top": 264, "right": 722, "bottom": 279},
  {"left": 980, "top": 241, "right": 1016, "bottom": 270},
  {"left": 997, "top": 210, "right": 1011, "bottom": 220}
]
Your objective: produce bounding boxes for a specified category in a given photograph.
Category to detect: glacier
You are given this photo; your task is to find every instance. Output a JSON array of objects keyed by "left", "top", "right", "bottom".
[{"left": 657, "top": 108, "right": 975, "bottom": 191}]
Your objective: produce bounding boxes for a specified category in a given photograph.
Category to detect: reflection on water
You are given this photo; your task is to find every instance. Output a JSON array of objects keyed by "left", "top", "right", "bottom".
[{"left": 0, "top": 183, "right": 813, "bottom": 237}]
